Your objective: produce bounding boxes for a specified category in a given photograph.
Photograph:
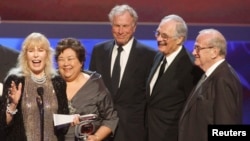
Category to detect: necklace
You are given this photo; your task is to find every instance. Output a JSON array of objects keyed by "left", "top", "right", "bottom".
[{"left": 31, "top": 73, "right": 47, "bottom": 84}]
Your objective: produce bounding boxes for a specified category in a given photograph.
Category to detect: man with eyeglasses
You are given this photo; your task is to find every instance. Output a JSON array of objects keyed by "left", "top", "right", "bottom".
[
  {"left": 179, "top": 29, "right": 243, "bottom": 141},
  {"left": 145, "top": 14, "right": 203, "bottom": 141}
]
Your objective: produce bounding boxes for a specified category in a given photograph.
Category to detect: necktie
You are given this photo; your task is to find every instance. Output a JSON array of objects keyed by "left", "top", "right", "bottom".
[
  {"left": 111, "top": 46, "right": 123, "bottom": 94},
  {"left": 194, "top": 74, "right": 207, "bottom": 91},
  {"left": 155, "top": 57, "right": 167, "bottom": 85}
]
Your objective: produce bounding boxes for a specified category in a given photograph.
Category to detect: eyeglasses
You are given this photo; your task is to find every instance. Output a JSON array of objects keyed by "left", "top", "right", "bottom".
[
  {"left": 154, "top": 31, "right": 175, "bottom": 40},
  {"left": 194, "top": 46, "right": 214, "bottom": 52}
]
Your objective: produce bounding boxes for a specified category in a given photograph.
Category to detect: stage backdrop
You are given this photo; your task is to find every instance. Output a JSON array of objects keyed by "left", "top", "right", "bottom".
[{"left": 0, "top": 0, "right": 249, "bottom": 25}]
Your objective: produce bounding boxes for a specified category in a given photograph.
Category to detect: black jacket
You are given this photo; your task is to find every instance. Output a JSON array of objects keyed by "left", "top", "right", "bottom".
[
  {"left": 0, "top": 74, "right": 69, "bottom": 141},
  {"left": 90, "top": 39, "right": 156, "bottom": 141}
]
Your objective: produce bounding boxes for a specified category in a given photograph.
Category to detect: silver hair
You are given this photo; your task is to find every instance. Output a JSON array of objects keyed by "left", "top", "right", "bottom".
[
  {"left": 161, "top": 14, "right": 188, "bottom": 41},
  {"left": 108, "top": 4, "right": 138, "bottom": 25},
  {"left": 199, "top": 28, "right": 227, "bottom": 56}
]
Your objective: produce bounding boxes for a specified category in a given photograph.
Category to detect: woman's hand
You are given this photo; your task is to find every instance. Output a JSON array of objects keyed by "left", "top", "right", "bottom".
[
  {"left": 8, "top": 81, "right": 22, "bottom": 105},
  {"left": 71, "top": 114, "right": 80, "bottom": 126},
  {"left": 87, "top": 126, "right": 112, "bottom": 141},
  {"left": 87, "top": 135, "right": 100, "bottom": 141},
  {"left": 6, "top": 81, "right": 22, "bottom": 123}
]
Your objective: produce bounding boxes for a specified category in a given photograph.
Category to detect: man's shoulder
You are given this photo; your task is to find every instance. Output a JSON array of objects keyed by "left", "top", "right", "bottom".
[
  {"left": 94, "top": 40, "right": 114, "bottom": 47},
  {"left": 0, "top": 45, "right": 19, "bottom": 55},
  {"left": 134, "top": 42, "right": 156, "bottom": 55},
  {"left": 133, "top": 39, "right": 155, "bottom": 50}
]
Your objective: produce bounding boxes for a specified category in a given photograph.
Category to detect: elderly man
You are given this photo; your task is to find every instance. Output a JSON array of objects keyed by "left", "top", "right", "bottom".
[
  {"left": 179, "top": 29, "right": 243, "bottom": 141},
  {"left": 145, "top": 14, "right": 202, "bottom": 141}
]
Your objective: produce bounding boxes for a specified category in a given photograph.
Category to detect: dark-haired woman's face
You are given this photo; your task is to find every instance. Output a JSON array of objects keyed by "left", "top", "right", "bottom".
[{"left": 57, "top": 48, "right": 82, "bottom": 82}]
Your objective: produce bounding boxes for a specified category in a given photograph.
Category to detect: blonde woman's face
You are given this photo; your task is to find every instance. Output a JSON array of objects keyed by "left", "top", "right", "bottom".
[{"left": 26, "top": 46, "right": 47, "bottom": 75}]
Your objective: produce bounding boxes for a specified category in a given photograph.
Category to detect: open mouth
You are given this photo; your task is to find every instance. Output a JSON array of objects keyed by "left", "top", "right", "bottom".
[{"left": 32, "top": 60, "right": 42, "bottom": 66}]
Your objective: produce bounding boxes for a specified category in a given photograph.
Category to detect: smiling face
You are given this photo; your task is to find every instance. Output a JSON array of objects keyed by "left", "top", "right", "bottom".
[
  {"left": 192, "top": 31, "right": 224, "bottom": 72},
  {"left": 57, "top": 48, "right": 83, "bottom": 82},
  {"left": 19, "top": 32, "right": 53, "bottom": 77},
  {"left": 26, "top": 46, "right": 47, "bottom": 75},
  {"left": 156, "top": 19, "right": 184, "bottom": 56},
  {"left": 111, "top": 11, "right": 136, "bottom": 45}
]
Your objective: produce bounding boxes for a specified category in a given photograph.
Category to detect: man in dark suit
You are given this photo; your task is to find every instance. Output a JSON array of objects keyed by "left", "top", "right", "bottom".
[
  {"left": 178, "top": 29, "right": 243, "bottom": 141},
  {"left": 0, "top": 45, "right": 19, "bottom": 83},
  {"left": 89, "top": 4, "right": 156, "bottom": 141},
  {"left": 0, "top": 44, "right": 19, "bottom": 140},
  {"left": 146, "top": 14, "right": 202, "bottom": 141}
]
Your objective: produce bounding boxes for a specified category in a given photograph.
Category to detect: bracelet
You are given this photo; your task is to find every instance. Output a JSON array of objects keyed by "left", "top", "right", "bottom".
[{"left": 6, "top": 104, "right": 18, "bottom": 116}]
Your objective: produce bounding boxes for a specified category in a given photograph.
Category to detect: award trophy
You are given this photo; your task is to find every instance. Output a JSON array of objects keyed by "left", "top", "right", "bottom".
[{"left": 75, "top": 114, "right": 98, "bottom": 141}]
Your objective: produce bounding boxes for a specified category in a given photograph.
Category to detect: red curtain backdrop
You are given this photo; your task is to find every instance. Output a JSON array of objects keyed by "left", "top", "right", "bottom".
[{"left": 0, "top": 0, "right": 249, "bottom": 24}]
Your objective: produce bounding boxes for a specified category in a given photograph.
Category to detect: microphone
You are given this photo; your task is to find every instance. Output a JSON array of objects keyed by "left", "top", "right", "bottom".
[
  {"left": 37, "top": 87, "right": 44, "bottom": 97},
  {"left": 36, "top": 87, "right": 44, "bottom": 114},
  {"left": 36, "top": 87, "right": 44, "bottom": 141}
]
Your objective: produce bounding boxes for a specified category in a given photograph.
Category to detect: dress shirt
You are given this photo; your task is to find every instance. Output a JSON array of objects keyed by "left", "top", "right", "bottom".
[
  {"left": 205, "top": 59, "right": 225, "bottom": 78},
  {"left": 149, "top": 45, "right": 182, "bottom": 94},
  {"left": 111, "top": 38, "right": 133, "bottom": 87}
]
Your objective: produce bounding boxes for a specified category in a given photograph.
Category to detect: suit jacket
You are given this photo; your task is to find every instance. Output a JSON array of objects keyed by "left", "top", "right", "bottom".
[
  {"left": 0, "top": 45, "right": 19, "bottom": 140},
  {"left": 178, "top": 60, "right": 243, "bottom": 141},
  {"left": 0, "top": 45, "right": 19, "bottom": 83},
  {"left": 89, "top": 39, "right": 156, "bottom": 141},
  {"left": 146, "top": 46, "right": 202, "bottom": 141}
]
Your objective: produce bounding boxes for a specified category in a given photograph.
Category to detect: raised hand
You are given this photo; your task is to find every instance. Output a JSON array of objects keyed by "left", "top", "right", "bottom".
[{"left": 8, "top": 81, "right": 22, "bottom": 105}]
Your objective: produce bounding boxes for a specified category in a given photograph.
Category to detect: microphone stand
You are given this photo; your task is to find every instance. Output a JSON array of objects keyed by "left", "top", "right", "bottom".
[{"left": 37, "top": 87, "right": 44, "bottom": 141}]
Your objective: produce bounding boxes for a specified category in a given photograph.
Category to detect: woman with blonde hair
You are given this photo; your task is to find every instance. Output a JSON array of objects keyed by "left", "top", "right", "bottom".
[{"left": 0, "top": 32, "right": 69, "bottom": 141}]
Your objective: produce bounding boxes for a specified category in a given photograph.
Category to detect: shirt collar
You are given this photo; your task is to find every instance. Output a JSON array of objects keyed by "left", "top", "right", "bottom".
[
  {"left": 165, "top": 45, "right": 182, "bottom": 66},
  {"left": 205, "top": 59, "right": 225, "bottom": 77},
  {"left": 115, "top": 37, "right": 134, "bottom": 53}
]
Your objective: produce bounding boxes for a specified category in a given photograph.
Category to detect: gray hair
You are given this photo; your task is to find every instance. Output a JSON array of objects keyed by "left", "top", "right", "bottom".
[
  {"left": 161, "top": 14, "right": 188, "bottom": 41},
  {"left": 199, "top": 28, "right": 227, "bottom": 56},
  {"left": 108, "top": 4, "right": 138, "bottom": 25}
]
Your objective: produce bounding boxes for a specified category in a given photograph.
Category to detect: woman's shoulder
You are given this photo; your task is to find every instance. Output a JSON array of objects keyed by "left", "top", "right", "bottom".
[
  {"left": 5, "top": 68, "right": 24, "bottom": 82},
  {"left": 83, "top": 70, "right": 101, "bottom": 78},
  {"left": 51, "top": 74, "right": 65, "bottom": 82}
]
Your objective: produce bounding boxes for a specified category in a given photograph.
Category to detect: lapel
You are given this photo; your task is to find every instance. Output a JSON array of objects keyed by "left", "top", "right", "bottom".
[
  {"left": 148, "top": 47, "right": 188, "bottom": 97},
  {"left": 102, "top": 41, "right": 115, "bottom": 90},
  {"left": 179, "top": 60, "right": 227, "bottom": 122},
  {"left": 146, "top": 53, "right": 163, "bottom": 97},
  {"left": 147, "top": 53, "right": 163, "bottom": 85},
  {"left": 179, "top": 77, "right": 208, "bottom": 123},
  {"left": 118, "top": 39, "right": 138, "bottom": 90}
]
